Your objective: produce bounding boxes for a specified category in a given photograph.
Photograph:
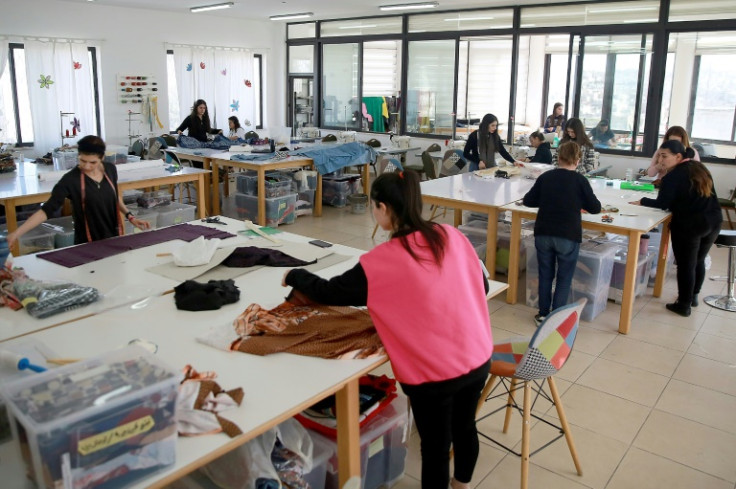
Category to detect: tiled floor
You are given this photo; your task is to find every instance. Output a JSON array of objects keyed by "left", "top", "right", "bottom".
[{"left": 221, "top": 184, "right": 736, "bottom": 489}]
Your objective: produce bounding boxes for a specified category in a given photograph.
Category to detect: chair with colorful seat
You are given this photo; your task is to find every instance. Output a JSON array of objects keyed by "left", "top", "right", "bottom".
[
  {"left": 371, "top": 158, "right": 403, "bottom": 239},
  {"left": 405, "top": 143, "right": 441, "bottom": 179},
  {"left": 475, "top": 298, "right": 587, "bottom": 489},
  {"left": 439, "top": 149, "right": 469, "bottom": 176}
]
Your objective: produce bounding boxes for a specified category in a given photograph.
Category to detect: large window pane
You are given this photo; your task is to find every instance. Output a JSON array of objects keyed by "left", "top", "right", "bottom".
[
  {"left": 289, "top": 45, "right": 314, "bottom": 74},
  {"left": 546, "top": 35, "right": 578, "bottom": 131},
  {"left": 692, "top": 54, "right": 736, "bottom": 143},
  {"left": 408, "top": 9, "right": 513, "bottom": 33},
  {"left": 288, "top": 23, "right": 316, "bottom": 39},
  {"left": 521, "top": 1, "right": 659, "bottom": 28},
  {"left": 321, "top": 17, "right": 402, "bottom": 37},
  {"left": 322, "top": 43, "right": 359, "bottom": 129},
  {"left": 406, "top": 40, "right": 456, "bottom": 135},
  {"left": 362, "top": 40, "right": 401, "bottom": 133},
  {"left": 669, "top": 0, "right": 736, "bottom": 22},
  {"left": 11, "top": 47, "right": 33, "bottom": 144}
]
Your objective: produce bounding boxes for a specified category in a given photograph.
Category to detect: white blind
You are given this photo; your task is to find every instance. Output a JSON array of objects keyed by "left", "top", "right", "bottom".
[
  {"left": 363, "top": 41, "right": 400, "bottom": 97},
  {"left": 459, "top": 38, "right": 514, "bottom": 124}
]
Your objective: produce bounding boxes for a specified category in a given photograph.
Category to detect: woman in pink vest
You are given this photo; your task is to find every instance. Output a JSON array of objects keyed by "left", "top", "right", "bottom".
[{"left": 283, "top": 170, "right": 493, "bottom": 489}]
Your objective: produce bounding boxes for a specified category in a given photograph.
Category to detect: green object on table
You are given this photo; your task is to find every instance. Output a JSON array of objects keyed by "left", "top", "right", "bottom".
[
  {"left": 620, "top": 181, "right": 655, "bottom": 191},
  {"left": 238, "top": 227, "right": 283, "bottom": 237}
]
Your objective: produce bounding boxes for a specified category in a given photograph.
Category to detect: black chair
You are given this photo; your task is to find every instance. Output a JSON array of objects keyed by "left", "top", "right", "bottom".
[
  {"left": 704, "top": 230, "right": 736, "bottom": 312},
  {"left": 245, "top": 131, "right": 259, "bottom": 141},
  {"left": 322, "top": 134, "right": 337, "bottom": 142}
]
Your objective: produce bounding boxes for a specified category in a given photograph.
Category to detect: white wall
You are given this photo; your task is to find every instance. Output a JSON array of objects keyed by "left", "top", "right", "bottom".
[{"left": 0, "top": 0, "right": 286, "bottom": 155}]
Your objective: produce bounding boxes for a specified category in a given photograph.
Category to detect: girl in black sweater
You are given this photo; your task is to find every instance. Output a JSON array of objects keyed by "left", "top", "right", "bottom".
[
  {"left": 631, "top": 140, "right": 722, "bottom": 317},
  {"left": 176, "top": 99, "right": 221, "bottom": 142}
]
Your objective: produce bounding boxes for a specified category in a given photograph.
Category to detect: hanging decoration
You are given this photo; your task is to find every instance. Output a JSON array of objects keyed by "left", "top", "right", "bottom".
[
  {"left": 186, "top": 63, "right": 193, "bottom": 71},
  {"left": 230, "top": 100, "right": 239, "bottom": 112},
  {"left": 221, "top": 69, "right": 227, "bottom": 76},
  {"left": 38, "top": 74, "right": 54, "bottom": 89},
  {"left": 73, "top": 61, "right": 82, "bottom": 70},
  {"left": 244, "top": 79, "right": 252, "bottom": 87},
  {"left": 117, "top": 74, "right": 159, "bottom": 104},
  {"left": 200, "top": 61, "right": 206, "bottom": 69},
  {"left": 70, "top": 117, "right": 81, "bottom": 135}
]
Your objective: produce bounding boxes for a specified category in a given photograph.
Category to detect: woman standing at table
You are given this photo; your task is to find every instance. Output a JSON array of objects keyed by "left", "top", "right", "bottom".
[
  {"left": 543, "top": 102, "right": 566, "bottom": 134},
  {"left": 227, "top": 116, "right": 246, "bottom": 141},
  {"left": 176, "top": 99, "right": 221, "bottom": 142},
  {"left": 463, "top": 113, "right": 515, "bottom": 171},
  {"left": 283, "top": 170, "right": 492, "bottom": 489},
  {"left": 6, "top": 136, "right": 150, "bottom": 248},
  {"left": 631, "top": 140, "right": 721, "bottom": 317},
  {"left": 553, "top": 118, "right": 597, "bottom": 173},
  {"left": 646, "top": 126, "right": 700, "bottom": 179}
]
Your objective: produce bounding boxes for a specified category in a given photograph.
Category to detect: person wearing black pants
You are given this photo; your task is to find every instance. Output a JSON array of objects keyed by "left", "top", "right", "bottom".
[{"left": 633, "top": 140, "right": 722, "bottom": 317}]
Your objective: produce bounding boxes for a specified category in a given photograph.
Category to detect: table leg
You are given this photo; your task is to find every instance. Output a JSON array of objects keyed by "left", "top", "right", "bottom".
[
  {"left": 202, "top": 157, "right": 212, "bottom": 212},
  {"left": 223, "top": 165, "right": 230, "bottom": 198},
  {"left": 362, "top": 164, "right": 370, "bottom": 195},
  {"left": 212, "top": 160, "right": 222, "bottom": 216},
  {"left": 653, "top": 222, "right": 671, "bottom": 297},
  {"left": 486, "top": 209, "right": 498, "bottom": 282},
  {"left": 336, "top": 379, "right": 361, "bottom": 489},
  {"left": 454, "top": 209, "right": 462, "bottom": 227},
  {"left": 506, "top": 213, "right": 522, "bottom": 304},
  {"left": 315, "top": 173, "right": 323, "bottom": 217},
  {"left": 5, "top": 202, "right": 19, "bottom": 256},
  {"left": 196, "top": 174, "right": 206, "bottom": 218},
  {"left": 618, "top": 232, "right": 641, "bottom": 334},
  {"left": 257, "top": 168, "right": 266, "bottom": 226}
]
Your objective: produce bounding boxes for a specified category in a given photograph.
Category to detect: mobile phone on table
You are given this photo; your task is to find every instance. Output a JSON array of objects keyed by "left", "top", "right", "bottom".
[{"left": 309, "top": 239, "right": 333, "bottom": 248}]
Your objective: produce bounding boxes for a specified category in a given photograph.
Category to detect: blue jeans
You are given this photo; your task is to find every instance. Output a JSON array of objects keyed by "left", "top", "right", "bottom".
[{"left": 535, "top": 235, "right": 580, "bottom": 316}]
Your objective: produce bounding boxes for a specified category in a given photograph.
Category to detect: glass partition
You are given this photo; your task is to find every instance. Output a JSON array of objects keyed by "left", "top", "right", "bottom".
[
  {"left": 406, "top": 40, "right": 456, "bottom": 135},
  {"left": 321, "top": 43, "right": 359, "bottom": 129},
  {"left": 289, "top": 45, "right": 314, "bottom": 74},
  {"left": 288, "top": 23, "right": 316, "bottom": 39},
  {"left": 669, "top": 0, "right": 736, "bottom": 22}
]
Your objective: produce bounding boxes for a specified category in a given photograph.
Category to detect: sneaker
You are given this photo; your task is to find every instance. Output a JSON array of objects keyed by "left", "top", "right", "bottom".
[{"left": 534, "top": 314, "right": 546, "bottom": 326}]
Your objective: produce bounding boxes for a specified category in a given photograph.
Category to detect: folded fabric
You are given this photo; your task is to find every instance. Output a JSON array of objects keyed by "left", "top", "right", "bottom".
[
  {"left": 174, "top": 279, "right": 240, "bottom": 311},
  {"left": 173, "top": 236, "right": 221, "bottom": 267},
  {"left": 177, "top": 365, "right": 244, "bottom": 438},
  {"left": 177, "top": 134, "right": 233, "bottom": 150},
  {"left": 222, "top": 247, "right": 316, "bottom": 268},
  {"left": 12, "top": 276, "right": 99, "bottom": 319}
]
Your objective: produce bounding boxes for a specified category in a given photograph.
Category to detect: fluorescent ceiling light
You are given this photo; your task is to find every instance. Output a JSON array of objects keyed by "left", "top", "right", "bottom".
[
  {"left": 190, "top": 2, "right": 233, "bottom": 13},
  {"left": 380, "top": 2, "right": 439, "bottom": 11},
  {"left": 270, "top": 12, "right": 313, "bottom": 21}
]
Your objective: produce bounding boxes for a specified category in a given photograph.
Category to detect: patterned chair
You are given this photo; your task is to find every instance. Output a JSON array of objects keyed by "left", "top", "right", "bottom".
[
  {"left": 476, "top": 298, "right": 587, "bottom": 489},
  {"left": 439, "top": 149, "right": 469, "bottom": 176}
]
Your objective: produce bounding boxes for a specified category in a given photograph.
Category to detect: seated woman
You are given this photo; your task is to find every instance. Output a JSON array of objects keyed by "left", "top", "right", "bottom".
[
  {"left": 589, "top": 120, "right": 617, "bottom": 149},
  {"left": 227, "top": 116, "right": 246, "bottom": 141},
  {"left": 526, "top": 131, "right": 552, "bottom": 164},
  {"left": 646, "top": 126, "right": 700, "bottom": 179},
  {"left": 543, "top": 102, "right": 566, "bottom": 134},
  {"left": 552, "top": 118, "right": 597, "bottom": 174},
  {"left": 463, "top": 113, "right": 515, "bottom": 171}
]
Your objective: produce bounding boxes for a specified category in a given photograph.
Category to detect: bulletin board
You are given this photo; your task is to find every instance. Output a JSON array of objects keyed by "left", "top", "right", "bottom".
[{"left": 118, "top": 74, "right": 159, "bottom": 104}]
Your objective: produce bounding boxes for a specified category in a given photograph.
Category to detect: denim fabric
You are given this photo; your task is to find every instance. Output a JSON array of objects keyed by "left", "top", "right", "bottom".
[
  {"left": 177, "top": 134, "right": 233, "bottom": 150},
  {"left": 535, "top": 235, "right": 580, "bottom": 316},
  {"left": 292, "top": 142, "right": 377, "bottom": 174}
]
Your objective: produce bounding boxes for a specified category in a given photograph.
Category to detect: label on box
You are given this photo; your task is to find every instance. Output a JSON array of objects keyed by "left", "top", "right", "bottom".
[
  {"left": 77, "top": 414, "right": 155, "bottom": 455},
  {"left": 368, "top": 436, "right": 384, "bottom": 458}
]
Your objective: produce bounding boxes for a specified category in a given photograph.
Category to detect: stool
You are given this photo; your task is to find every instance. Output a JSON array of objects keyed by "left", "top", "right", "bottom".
[{"left": 704, "top": 230, "right": 736, "bottom": 312}]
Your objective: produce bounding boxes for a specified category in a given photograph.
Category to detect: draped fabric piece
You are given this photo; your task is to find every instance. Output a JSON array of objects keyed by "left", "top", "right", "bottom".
[
  {"left": 177, "top": 365, "right": 244, "bottom": 438},
  {"left": 37, "top": 224, "right": 235, "bottom": 268},
  {"left": 222, "top": 247, "right": 316, "bottom": 268},
  {"left": 292, "top": 142, "right": 377, "bottom": 174},
  {"left": 12, "top": 276, "right": 99, "bottom": 318}
]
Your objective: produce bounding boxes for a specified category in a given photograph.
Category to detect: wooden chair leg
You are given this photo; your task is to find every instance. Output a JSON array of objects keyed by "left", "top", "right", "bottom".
[
  {"left": 503, "top": 378, "right": 518, "bottom": 433},
  {"left": 520, "top": 381, "right": 532, "bottom": 489},
  {"left": 547, "top": 377, "right": 583, "bottom": 476},
  {"left": 429, "top": 205, "right": 438, "bottom": 221},
  {"left": 476, "top": 374, "right": 497, "bottom": 417},
  {"left": 371, "top": 223, "right": 379, "bottom": 239},
  {"left": 727, "top": 209, "right": 735, "bottom": 230}
]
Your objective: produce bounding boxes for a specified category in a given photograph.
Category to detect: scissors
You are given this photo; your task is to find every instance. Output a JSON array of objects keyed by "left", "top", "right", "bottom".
[{"left": 202, "top": 216, "right": 227, "bottom": 225}]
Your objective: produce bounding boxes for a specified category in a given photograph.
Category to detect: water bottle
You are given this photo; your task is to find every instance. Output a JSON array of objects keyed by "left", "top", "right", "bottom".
[{"left": 553, "top": 134, "right": 559, "bottom": 147}]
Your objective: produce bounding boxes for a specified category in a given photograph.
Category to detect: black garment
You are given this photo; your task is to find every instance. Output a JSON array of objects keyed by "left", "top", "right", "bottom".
[
  {"left": 174, "top": 279, "right": 240, "bottom": 311},
  {"left": 285, "top": 262, "right": 490, "bottom": 307},
  {"left": 400, "top": 358, "right": 491, "bottom": 489},
  {"left": 522, "top": 168, "right": 602, "bottom": 243},
  {"left": 640, "top": 161, "right": 723, "bottom": 304},
  {"left": 530, "top": 142, "right": 553, "bottom": 164},
  {"left": 463, "top": 130, "right": 514, "bottom": 168},
  {"left": 176, "top": 115, "right": 219, "bottom": 143},
  {"left": 41, "top": 163, "right": 120, "bottom": 244},
  {"left": 222, "top": 247, "right": 315, "bottom": 268}
]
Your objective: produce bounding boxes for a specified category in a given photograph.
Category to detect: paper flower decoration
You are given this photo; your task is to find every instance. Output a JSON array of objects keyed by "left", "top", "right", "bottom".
[
  {"left": 186, "top": 63, "right": 193, "bottom": 72},
  {"left": 244, "top": 79, "right": 252, "bottom": 87},
  {"left": 38, "top": 74, "right": 53, "bottom": 89},
  {"left": 221, "top": 69, "right": 227, "bottom": 76},
  {"left": 71, "top": 117, "right": 81, "bottom": 132},
  {"left": 200, "top": 62, "right": 206, "bottom": 69},
  {"left": 243, "top": 119, "right": 252, "bottom": 127},
  {"left": 230, "top": 100, "right": 239, "bottom": 112},
  {"left": 73, "top": 61, "right": 82, "bottom": 70}
]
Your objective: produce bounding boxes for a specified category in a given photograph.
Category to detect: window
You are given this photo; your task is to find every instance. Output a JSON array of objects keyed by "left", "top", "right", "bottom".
[
  {"left": 321, "top": 43, "right": 359, "bottom": 129},
  {"left": 406, "top": 40, "right": 456, "bottom": 135},
  {"left": 669, "top": 0, "right": 736, "bottom": 22},
  {"left": 289, "top": 45, "right": 314, "bottom": 74},
  {"left": 362, "top": 40, "right": 401, "bottom": 133},
  {"left": 254, "top": 54, "right": 263, "bottom": 129},
  {"left": 408, "top": 9, "right": 514, "bottom": 33},
  {"left": 288, "top": 22, "right": 316, "bottom": 39},
  {"left": 520, "top": 1, "right": 659, "bottom": 28},
  {"left": 321, "top": 17, "right": 402, "bottom": 37}
]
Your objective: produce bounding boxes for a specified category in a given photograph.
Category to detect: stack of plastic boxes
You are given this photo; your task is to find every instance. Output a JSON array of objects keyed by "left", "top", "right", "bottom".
[
  {"left": 234, "top": 171, "right": 297, "bottom": 227},
  {"left": 525, "top": 238, "right": 618, "bottom": 321},
  {"left": 458, "top": 218, "right": 533, "bottom": 275},
  {"left": 308, "top": 394, "right": 411, "bottom": 489},
  {"left": 43, "top": 216, "right": 75, "bottom": 248},
  {"left": 125, "top": 204, "right": 159, "bottom": 233},
  {"left": 604, "top": 235, "right": 653, "bottom": 303},
  {"left": 291, "top": 170, "right": 318, "bottom": 216},
  {"left": 322, "top": 174, "right": 362, "bottom": 208},
  {"left": 0, "top": 346, "right": 179, "bottom": 489},
  {"left": 17, "top": 225, "right": 55, "bottom": 255},
  {"left": 156, "top": 202, "right": 196, "bottom": 227}
]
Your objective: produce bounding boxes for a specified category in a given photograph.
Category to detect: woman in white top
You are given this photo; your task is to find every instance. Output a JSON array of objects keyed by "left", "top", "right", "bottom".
[
  {"left": 227, "top": 116, "right": 246, "bottom": 141},
  {"left": 646, "top": 126, "right": 700, "bottom": 179}
]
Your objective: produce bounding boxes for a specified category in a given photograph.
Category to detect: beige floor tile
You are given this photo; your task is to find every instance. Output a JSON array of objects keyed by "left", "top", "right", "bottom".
[
  {"left": 688, "top": 332, "right": 736, "bottom": 364},
  {"left": 635, "top": 301, "right": 708, "bottom": 331},
  {"left": 390, "top": 473, "right": 422, "bottom": 489},
  {"left": 549, "top": 384, "right": 650, "bottom": 445},
  {"left": 633, "top": 410, "right": 736, "bottom": 482},
  {"left": 700, "top": 313, "right": 736, "bottom": 341},
  {"left": 523, "top": 422, "right": 627, "bottom": 489},
  {"left": 555, "top": 349, "right": 596, "bottom": 383},
  {"left": 576, "top": 357, "right": 668, "bottom": 406},
  {"left": 606, "top": 447, "right": 733, "bottom": 489},
  {"left": 620, "top": 317, "right": 698, "bottom": 351},
  {"left": 582, "top": 306, "right": 622, "bottom": 333},
  {"left": 673, "top": 353, "right": 736, "bottom": 397},
  {"left": 656, "top": 379, "right": 736, "bottom": 435},
  {"left": 486, "top": 305, "right": 538, "bottom": 337},
  {"left": 474, "top": 455, "right": 590, "bottom": 489},
  {"left": 571, "top": 324, "right": 617, "bottom": 356},
  {"left": 600, "top": 335, "right": 685, "bottom": 377}
]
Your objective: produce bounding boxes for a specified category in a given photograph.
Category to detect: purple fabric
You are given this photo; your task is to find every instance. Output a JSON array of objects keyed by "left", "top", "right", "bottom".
[{"left": 37, "top": 224, "right": 235, "bottom": 268}]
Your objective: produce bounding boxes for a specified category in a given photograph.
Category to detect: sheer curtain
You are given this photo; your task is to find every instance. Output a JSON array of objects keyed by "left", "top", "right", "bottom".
[{"left": 24, "top": 39, "right": 97, "bottom": 153}]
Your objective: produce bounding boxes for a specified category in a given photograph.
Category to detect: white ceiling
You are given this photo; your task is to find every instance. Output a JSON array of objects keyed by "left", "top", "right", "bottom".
[{"left": 71, "top": 0, "right": 587, "bottom": 22}]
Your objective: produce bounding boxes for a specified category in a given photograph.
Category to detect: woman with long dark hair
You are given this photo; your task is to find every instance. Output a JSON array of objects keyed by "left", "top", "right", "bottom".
[
  {"left": 646, "top": 126, "right": 700, "bottom": 179},
  {"left": 543, "top": 102, "right": 566, "bottom": 134},
  {"left": 283, "top": 170, "right": 493, "bottom": 489},
  {"left": 227, "top": 116, "right": 246, "bottom": 141},
  {"left": 552, "top": 117, "right": 597, "bottom": 173},
  {"left": 463, "top": 113, "right": 515, "bottom": 171},
  {"left": 632, "top": 140, "right": 722, "bottom": 317},
  {"left": 176, "top": 99, "right": 221, "bottom": 142}
]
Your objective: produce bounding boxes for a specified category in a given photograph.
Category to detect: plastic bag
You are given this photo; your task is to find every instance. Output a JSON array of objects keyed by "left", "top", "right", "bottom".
[{"left": 173, "top": 236, "right": 221, "bottom": 267}]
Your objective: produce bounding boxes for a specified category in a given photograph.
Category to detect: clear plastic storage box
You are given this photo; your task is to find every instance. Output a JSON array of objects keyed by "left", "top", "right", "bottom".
[
  {"left": 608, "top": 251, "right": 652, "bottom": 303},
  {"left": 18, "top": 225, "right": 55, "bottom": 255},
  {"left": 234, "top": 193, "right": 297, "bottom": 227},
  {"left": 322, "top": 174, "right": 362, "bottom": 207},
  {"left": 103, "top": 145, "right": 128, "bottom": 165},
  {"left": 235, "top": 171, "right": 294, "bottom": 198},
  {"left": 310, "top": 394, "right": 411, "bottom": 489},
  {"left": 44, "top": 216, "right": 75, "bottom": 249},
  {"left": 155, "top": 202, "right": 196, "bottom": 227},
  {"left": 52, "top": 149, "right": 78, "bottom": 171},
  {"left": 124, "top": 204, "right": 159, "bottom": 234},
  {"left": 296, "top": 189, "right": 315, "bottom": 216},
  {"left": 136, "top": 189, "right": 172, "bottom": 209},
  {"left": 459, "top": 220, "right": 532, "bottom": 275},
  {"left": 0, "top": 345, "right": 179, "bottom": 489}
]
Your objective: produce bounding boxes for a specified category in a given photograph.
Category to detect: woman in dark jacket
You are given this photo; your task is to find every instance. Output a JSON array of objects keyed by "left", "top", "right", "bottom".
[
  {"left": 463, "top": 113, "right": 515, "bottom": 171},
  {"left": 176, "top": 99, "right": 221, "bottom": 142},
  {"left": 631, "top": 140, "right": 722, "bottom": 317},
  {"left": 528, "top": 131, "right": 552, "bottom": 164}
]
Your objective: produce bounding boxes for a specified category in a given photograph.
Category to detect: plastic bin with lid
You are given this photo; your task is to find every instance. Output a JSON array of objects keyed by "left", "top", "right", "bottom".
[
  {"left": 137, "top": 189, "right": 172, "bottom": 209},
  {"left": 235, "top": 171, "right": 293, "bottom": 198},
  {"left": 234, "top": 193, "right": 297, "bottom": 227},
  {"left": 122, "top": 189, "right": 144, "bottom": 206},
  {"left": 0, "top": 345, "right": 179, "bottom": 489},
  {"left": 124, "top": 204, "right": 159, "bottom": 234},
  {"left": 156, "top": 202, "right": 196, "bottom": 227},
  {"left": 52, "top": 149, "right": 78, "bottom": 171},
  {"left": 322, "top": 174, "right": 362, "bottom": 207},
  {"left": 310, "top": 394, "right": 411, "bottom": 489},
  {"left": 608, "top": 251, "right": 652, "bottom": 304},
  {"left": 17, "top": 224, "right": 55, "bottom": 255},
  {"left": 296, "top": 189, "right": 315, "bottom": 216},
  {"left": 459, "top": 220, "right": 533, "bottom": 275},
  {"left": 43, "top": 216, "right": 75, "bottom": 249},
  {"left": 103, "top": 144, "right": 128, "bottom": 165}
]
